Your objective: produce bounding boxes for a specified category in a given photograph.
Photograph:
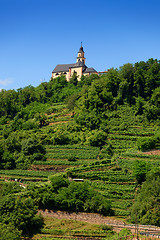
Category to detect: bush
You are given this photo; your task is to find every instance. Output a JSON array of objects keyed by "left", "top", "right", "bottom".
[
  {"left": 99, "top": 144, "right": 113, "bottom": 159},
  {"left": 52, "top": 130, "right": 70, "bottom": 145},
  {"left": 133, "top": 160, "right": 149, "bottom": 184},
  {"left": 137, "top": 137, "right": 156, "bottom": 151},
  {"left": 85, "top": 130, "right": 107, "bottom": 147},
  {"left": 49, "top": 175, "right": 69, "bottom": 192},
  {"left": 100, "top": 224, "right": 113, "bottom": 231},
  {"left": 68, "top": 156, "right": 77, "bottom": 161},
  {"left": 0, "top": 223, "right": 21, "bottom": 240}
]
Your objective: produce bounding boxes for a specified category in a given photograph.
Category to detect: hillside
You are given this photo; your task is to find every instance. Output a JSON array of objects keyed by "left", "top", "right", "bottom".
[{"left": 0, "top": 59, "right": 160, "bottom": 239}]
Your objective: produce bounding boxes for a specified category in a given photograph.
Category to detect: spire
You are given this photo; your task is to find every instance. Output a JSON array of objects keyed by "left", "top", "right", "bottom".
[
  {"left": 78, "top": 42, "right": 84, "bottom": 53},
  {"left": 77, "top": 43, "right": 86, "bottom": 64}
]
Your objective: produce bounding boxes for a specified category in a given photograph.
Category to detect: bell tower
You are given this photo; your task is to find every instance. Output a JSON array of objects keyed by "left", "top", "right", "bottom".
[{"left": 76, "top": 42, "right": 86, "bottom": 64}]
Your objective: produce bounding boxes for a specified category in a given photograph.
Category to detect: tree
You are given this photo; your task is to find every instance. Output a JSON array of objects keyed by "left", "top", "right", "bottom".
[
  {"left": 74, "top": 78, "right": 113, "bottom": 129},
  {"left": 49, "top": 175, "right": 69, "bottom": 192},
  {"left": 134, "top": 66, "right": 146, "bottom": 98},
  {"left": 135, "top": 97, "right": 145, "bottom": 115},
  {"left": 151, "top": 86, "right": 160, "bottom": 107},
  {"left": 131, "top": 175, "right": 160, "bottom": 226},
  {"left": 119, "top": 63, "right": 135, "bottom": 104},
  {"left": 65, "top": 93, "right": 79, "bottom": 112},
  {"left": 144, "top": 59, "right": 160, "bottom": 98},
  {"left": 101, "top": 68, "right": 120, "bottom": 97},
  {"left": 0, "top": 195, "right": 44, "bottom": 237},
  {"left": 70, "top": 72, "right": 78, "bottom": 86},
  {"left": 133, "top": 160, "right": 150, "bottom": 184},
  {"left": 85, "top": 129, "right": 107, "bottom": 147}
]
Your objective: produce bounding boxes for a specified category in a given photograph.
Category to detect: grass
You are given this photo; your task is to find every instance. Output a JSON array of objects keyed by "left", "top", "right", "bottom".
[{"left": 32, "top": 216, "right": 114, "bottom": 239}]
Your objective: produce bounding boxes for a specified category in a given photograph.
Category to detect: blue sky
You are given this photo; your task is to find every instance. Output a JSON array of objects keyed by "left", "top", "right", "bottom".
[{"left": 0, "top": 0, "right": 160, "bottom": 90}]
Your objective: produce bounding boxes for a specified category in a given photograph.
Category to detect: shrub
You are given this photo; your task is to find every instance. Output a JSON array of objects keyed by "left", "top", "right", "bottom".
[
  {"left": 100, "top": 224, "right": 113, "bottom": 231},
  {"left": 85, "top": 130, "right": 107, "bottom": 147},
  {"left": 52, "top": 130, "right": 70, "bottom": 145},
  {"left": 137, "top": 137, "right": 156, "bottom": 151},
  {"left": 49, "top": 175, "right": 69, "bottom": 192},
  {"left": 0, "top": 223, "right": 21, "bottom": 240},
  {"left": 133, "top": 160, "right": 150, "bottom": 185},
  {"left": 68, "top": 156, "right": 77, "bottom": 161},
  {"left": 99, "top": 144, "right": 113, "bottom": 159}
]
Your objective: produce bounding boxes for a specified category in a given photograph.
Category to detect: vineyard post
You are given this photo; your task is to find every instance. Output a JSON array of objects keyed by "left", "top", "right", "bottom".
[{"left": 135, "top": 210, "right": 139, "bottom": 240}]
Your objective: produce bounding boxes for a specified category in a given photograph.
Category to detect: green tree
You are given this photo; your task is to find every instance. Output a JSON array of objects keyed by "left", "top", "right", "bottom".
[
  {"left": 119, "top": 63, "right": 135, "bottom": 104},
  {"left": 0, "top": 195, "right": 44, "bottom": 237},
  {"left": 49, "top": 175, "right": 69, "bottom": 193},
  {"left": 151, "top": 86, "right": 160, "bottom": 107},
  {"left": 101, "top": 68, "right": 121, "bottom": 97},
  {"left": 134, "top": 63, "right": 146, "bottom": 98},
  {"left": 74, "top": 78, "right": 113, "bottom": 129},
  {"left": 133, "top": 160, "right": 150, "bottom": 184},
  {"left": 131, "top": 175, "right": 160, "bottom": 226},
  {"left": 70, "top": 72, "right": 78, "bottom": 86},
  {"left": 144, "top": 59, "right": 160, "bottom": 98},
  {"left": 85, "top": 129, "right": 107, "bottom": 147},
  {"left": 65, "top": 93, "right": 79, "bottom": 112}
]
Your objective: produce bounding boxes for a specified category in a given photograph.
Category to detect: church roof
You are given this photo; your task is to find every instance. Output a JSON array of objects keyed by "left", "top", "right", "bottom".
[
  {"left": 52, "top": 64, "right": 75, "bottom": 73},
  {"left": 74, "top": 61, "right": 87, "bottom": 68},
  {"left": 83, "top": 67, "right": 97, "bottom": 73},
  {"left": 52, "top": 61, "right": 87, "bottom": 73}
]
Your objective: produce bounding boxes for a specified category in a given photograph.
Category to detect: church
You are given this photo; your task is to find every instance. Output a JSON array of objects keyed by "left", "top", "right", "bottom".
[{"left": 51, "top": 44, "right": 97, "bottom": 81}]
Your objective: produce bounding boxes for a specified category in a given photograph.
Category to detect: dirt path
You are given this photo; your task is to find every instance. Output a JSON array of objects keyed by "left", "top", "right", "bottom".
[
  {"left": 39, "top": 210, "right": 160, "bottom": 235},
  {"left": 39, "top": 209, "right": 124, "bottom": 226},
  {"left": 142, "top": 149, "right": 160, "bottom": 155}
]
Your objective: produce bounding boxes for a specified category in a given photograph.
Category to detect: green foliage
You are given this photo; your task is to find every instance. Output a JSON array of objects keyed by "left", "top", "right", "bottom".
[
  {"left": 144, "top": 102, "right": 160, "bottom": 121},
  {"left": 104, "top": 228, "right": 132, "bottom": 240},
  {"left": 65, "top": 93, "right": 79, "bottom": 112},
  {"left": 99, "top": 144, "right": 113, "bottom": 159},
  {"left": 0, "top": 132, "right": 46, "bottom": 170},
  {"left": 0, "top": 169, "right": 52, "bottom": 178},
  {"left": 137, "top": 137, "right": 156, "bottom": 151},
  {"left": 131, "top": 176, "right": 160, "bottom": 226},
  {"left": 85, "top": 130, "right": 107, "bottom": 147},
  {"left": 70, "top": 72, "right": 78, "bottom": 86},
  {"left": 135, "top": 97, "right": 145, "bottom": 115},
  {"left": 0, "top": 223, "right": 21, "bottom": 240},
  {"left": 0, "top": 195, "right": 44, "bottom": 236},
  {"left": 49, "top": 175, "right": 69, "bottom": 192},
  {"left": 46, "top": 144, "right": 99, "bottom": 159},
  {"left": 0, "top": 181, "right": 23, "bottom": 197},
  {"left": 133, "top": 160, "right": 150, "bottom": 184},
  {"left": 27, "top": 177, "right": 113, "bottom": 216},
  {"left": 52, "top": 130, "right": 70, "bottom": 145}
]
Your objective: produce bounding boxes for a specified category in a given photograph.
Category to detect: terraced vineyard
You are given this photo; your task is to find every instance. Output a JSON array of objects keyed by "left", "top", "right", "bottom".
[
  {"left": 1, "top": 103, "right": 160, "bottom": 240},
  {"left": 1, "top": 108, "right": 160, "bottom": 219},
  {"left": 30, "top": 119, "right": 159, "bottom": 218}
]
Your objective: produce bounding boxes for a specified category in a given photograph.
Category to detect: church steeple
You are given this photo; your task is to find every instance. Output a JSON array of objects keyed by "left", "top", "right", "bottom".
[{"left": 76, "top": 42, "right": 86, "bottom": 64}]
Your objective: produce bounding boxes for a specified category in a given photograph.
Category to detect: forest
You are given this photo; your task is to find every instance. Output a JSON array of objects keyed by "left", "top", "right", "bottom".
[{"left": 0, "top": 58, "right": 160, "bottom": 239}]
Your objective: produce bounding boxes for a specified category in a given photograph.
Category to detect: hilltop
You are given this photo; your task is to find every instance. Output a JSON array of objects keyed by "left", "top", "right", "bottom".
[{"left": 0, "top": 58, "right": 160, "bottom": 239}]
